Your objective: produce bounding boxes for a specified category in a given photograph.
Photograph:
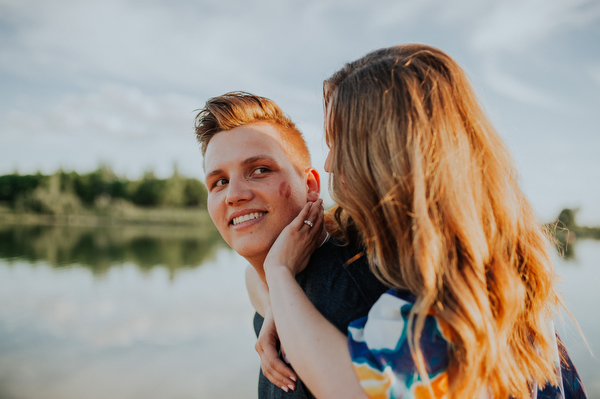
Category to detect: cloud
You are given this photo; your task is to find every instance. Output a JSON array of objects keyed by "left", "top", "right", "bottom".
[
  {"left": 471, "top": 0, "right": 600, "bottom": 53},
  {"left": 464, "top": 0, "right": 600, "bottom": 109},
  {"left": 480, "top": 56, "right": 562, "bottom": 108},
  {"left": 0, "top": 1, "right": 267, "bottom": 91},
  {"left": 0, "top": 83, "right": 204, "bottom": 177},
  {"left": 590, "top": 64, "right": 600, "bottom": 86},
  {"left": 0, "top": 83, "right": 198, "bottom": 141}
]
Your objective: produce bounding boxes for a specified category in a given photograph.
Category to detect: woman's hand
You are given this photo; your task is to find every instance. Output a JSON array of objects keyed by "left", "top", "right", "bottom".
[
  {"left": 255, "top": 308, "right": 298, "bottom": 392},
  {"left": 258, "top": 199, "right": 323, "bottom": 392},
  {"left": 263, "top": 199, "right": 368, "bottom": 398},
  {"left": 264, "top": 199, "right": 325, "bottom": 277}
]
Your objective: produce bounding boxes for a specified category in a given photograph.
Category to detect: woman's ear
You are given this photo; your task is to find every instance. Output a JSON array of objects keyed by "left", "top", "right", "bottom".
[{"left": 305, "top": 168, "right": 320, "bottom": 202}]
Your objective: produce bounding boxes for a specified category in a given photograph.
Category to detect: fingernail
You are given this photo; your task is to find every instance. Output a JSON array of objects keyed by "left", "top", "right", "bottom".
[
  {"left": 283, "top": 354, "right": 290, "bottom": 364},
  {"left": 290, "top": 376, "right": 297, "bottom": 382},
  {"left": 281, "top": 386, "right": 289, "bottom": 392},
  {"left": 288, "top": 384, "right": 295, "bottom": 391}
]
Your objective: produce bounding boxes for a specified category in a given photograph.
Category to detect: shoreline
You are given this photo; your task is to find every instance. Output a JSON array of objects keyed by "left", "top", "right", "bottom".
[{"left": 0, "top": 207, "right": 214, "bottom": 228}]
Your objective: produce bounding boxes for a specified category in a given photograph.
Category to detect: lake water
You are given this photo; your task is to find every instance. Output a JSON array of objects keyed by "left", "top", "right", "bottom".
[{"left": 0, "top": 224, "right": 598, "bottom": 398}]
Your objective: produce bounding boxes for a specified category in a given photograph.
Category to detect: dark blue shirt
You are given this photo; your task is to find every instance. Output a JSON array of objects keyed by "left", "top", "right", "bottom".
[{"left": 253, "top": 237, "right": 388, "bottom": 399}]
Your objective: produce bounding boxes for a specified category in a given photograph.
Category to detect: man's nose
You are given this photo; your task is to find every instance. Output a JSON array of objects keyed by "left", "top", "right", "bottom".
[{"left": 226, "top": 178, "right": 253, "bottom": 205}]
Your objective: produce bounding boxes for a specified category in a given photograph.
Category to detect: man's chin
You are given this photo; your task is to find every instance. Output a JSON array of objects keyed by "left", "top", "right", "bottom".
[
  {"left": 232, "top": 241, "right": 276, "bottom": 264},
  {"left": 233, "top": 246, "right": 269, "bottom": 262}
]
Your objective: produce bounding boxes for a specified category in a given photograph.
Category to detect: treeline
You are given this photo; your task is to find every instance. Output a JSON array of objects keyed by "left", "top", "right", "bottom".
[
  {"left": 550, "top": 208, "right": 600, "bottom": 240},
  {"left": 0, "top": 167, "right": 207, "bottom": 215},
  {"left": 547, "top": 208, "right": 600, "bottom": 260}
]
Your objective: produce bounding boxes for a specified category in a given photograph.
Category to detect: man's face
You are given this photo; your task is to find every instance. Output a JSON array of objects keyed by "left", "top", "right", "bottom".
[{"left": 204, "top": 123, "right": 316, "bottom": 263}]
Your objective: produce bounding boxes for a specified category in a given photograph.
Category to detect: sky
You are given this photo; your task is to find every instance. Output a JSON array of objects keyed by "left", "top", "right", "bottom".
[{"left": 1, "top": 0, "right": 599, "bottom": 224}]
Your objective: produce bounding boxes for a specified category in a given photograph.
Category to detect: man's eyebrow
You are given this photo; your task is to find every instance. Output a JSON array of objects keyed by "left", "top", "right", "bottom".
[
  {"left": 205, "top": 168, "right": 223, "bottom": 181},
  {"left": 205, "top": 155, "right": 278, "bottom": 181},
  {"left": 241, "top": 155, "right": 278, "bottom": 167}
]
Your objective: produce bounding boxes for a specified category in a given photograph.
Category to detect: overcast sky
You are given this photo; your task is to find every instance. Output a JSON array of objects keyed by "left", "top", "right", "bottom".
[{"left": 1, "top": 0, "right": 599, "bottom": 224}]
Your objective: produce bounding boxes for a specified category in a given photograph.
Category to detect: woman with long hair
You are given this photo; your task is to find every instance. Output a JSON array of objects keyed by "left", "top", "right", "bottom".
[{"left": 257, "top": 44, "right": 586, "bottom": 398}]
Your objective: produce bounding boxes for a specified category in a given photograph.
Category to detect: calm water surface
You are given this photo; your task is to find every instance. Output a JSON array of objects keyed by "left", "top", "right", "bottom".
[{"left": 0, "top": 224, "right": 598, "bottom": 398}]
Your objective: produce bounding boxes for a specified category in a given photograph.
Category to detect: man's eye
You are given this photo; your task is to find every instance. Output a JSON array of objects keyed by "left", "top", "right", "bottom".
[
  {"left": 214, "top": 178, "right": 228, "bottom": 187},
  {"left": 252, "top": 167, "right": 270, "bottom": 176}
]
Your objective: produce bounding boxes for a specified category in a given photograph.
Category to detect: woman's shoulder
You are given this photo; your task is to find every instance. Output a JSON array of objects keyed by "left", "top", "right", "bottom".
[
  {"left": 348, "top": 289, "right": 452, "bottom": 398},
  {"left": 348, "top": 289, "right": 452, "bottom": 351}
]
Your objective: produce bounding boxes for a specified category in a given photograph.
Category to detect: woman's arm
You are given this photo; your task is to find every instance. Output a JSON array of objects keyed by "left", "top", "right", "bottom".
[
  {"left": 245, "top": 265, "right": 269, "bottom": 318},
  {"left": 264, "top": 201, "right": 368, "bottom": 399},
  {"left": 245, "top": 265, "right": 298, "bottom": 391}
]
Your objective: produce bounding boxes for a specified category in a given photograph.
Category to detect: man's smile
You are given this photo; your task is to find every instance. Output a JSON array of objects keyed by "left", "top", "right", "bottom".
[{"left": 230, "top": 211, "right": 267, "bottom": 226}]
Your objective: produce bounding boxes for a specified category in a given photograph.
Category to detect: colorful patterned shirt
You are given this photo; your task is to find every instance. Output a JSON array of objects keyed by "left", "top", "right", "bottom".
[{"left": 347, "top": 289, "right": 587, "bottom": 399}]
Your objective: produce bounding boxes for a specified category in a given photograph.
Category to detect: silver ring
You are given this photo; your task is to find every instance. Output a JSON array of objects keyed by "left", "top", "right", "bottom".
[{"left": 303, "top": 220, "right": 314, "bottom": 228}]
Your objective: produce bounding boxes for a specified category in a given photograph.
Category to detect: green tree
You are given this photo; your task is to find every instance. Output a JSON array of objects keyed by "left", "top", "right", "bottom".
[
  {"left": 14, "top": 173, "right": 82, "bottom": 215},
  {"left": 131, "top": 172, "right": 166, "bottom": 206},
  {"left": 184, "top": 178, "right": 207, "bottom": 207},
  {"left": 161, "top": 167, "right": 186, "bottom": 207},
  {"left": 0, "top": 173, "right": 44, "bottom": 205}
]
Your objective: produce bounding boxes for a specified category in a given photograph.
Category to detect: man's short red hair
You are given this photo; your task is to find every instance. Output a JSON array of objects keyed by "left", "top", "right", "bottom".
[{"left": 194, "top": 91, "right": 311, "bottom": 172}]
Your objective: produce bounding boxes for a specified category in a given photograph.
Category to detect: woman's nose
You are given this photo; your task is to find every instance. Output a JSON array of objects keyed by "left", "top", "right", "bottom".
[{"left": 324, "top": 150, "right": 333, "bottom": 173}]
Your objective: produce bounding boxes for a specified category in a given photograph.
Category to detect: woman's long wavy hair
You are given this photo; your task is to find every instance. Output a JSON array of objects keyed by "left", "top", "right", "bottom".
[{"left": 325, "top": 44, "right": 563, "bottom": 398}]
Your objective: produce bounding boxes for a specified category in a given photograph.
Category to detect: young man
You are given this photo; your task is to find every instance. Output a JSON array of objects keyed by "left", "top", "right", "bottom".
[{"left": 194, "top": 92, "right": 387, "bottom": 399}]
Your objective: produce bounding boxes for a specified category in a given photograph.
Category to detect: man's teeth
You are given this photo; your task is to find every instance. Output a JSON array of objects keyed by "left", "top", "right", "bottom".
[{"left": 232, "top": 212, "right": 265, "bottom": 226}]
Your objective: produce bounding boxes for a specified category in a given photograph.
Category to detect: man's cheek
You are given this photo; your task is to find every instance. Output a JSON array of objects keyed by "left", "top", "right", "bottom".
[
  {"left": 206, "top": 199, "right": 219, "bottom": 226},
  {"left": 278, "top": 182, "right": 292, "bottom": 199}
]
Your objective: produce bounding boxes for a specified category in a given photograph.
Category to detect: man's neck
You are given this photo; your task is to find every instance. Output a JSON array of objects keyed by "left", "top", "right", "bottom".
[
  {"left": 245, "top": 227, "right": 329, "bottom": 285},
  {"left": 246, "top": 255, "right": 267, "bottom": 284}
]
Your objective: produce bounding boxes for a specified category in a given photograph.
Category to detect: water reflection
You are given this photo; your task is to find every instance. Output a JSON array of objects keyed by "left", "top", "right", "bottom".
[
  {"left": 0, "top": 224, "right": 597, "bottom": 398},
  {"left": 0, "top": 224, "right": 258, "bottom": 399},
  {"left": 554, "top": 240, "right": 600, "bottom": 396},
  {"left": 0, "top": 224, "right": 227, "bottom": 277}
]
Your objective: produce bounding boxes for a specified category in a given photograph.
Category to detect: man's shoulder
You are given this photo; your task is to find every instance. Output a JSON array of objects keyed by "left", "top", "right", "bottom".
[
  {"left": 301, "top": 236, "right": 387, "bottom": 305},
  {"left": 307, "top": 236, "right": 374, "bottom": 279},
  {"left": 308, "top": 236, "right": 363, "bottom": 267}
]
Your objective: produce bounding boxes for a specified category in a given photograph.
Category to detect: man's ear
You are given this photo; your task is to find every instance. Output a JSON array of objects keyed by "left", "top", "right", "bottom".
[{"left": 305, "top": 167, "right": 320, "bottom": 202}]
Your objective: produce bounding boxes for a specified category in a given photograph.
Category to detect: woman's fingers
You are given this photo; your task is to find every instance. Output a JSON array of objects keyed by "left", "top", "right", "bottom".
[
  {"left": 300, "top": 199, "right": 324, "bottom": 240},
  {"left": 305, "top": 198, "right": 323, "bottom": 229},
  {"left": 257, "top": 341, "right": 297, "bottom": 391},
  {"left": 255, "top": 312, "right": 297, "bottom": 391},
  {"left": 261, "top": 354, "right": 297, "bottom": 392},
  {"left": 263, "top": 199, "right": 324, "bottom": 277},
  {"left": 288, "top": 202, "right": 312, "bottom": 231}
]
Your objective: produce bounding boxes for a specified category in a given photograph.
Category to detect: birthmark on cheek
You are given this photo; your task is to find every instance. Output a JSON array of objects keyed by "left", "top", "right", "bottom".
[{"left": 279, "top": 182, "right": 292, "bottom": 199}]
